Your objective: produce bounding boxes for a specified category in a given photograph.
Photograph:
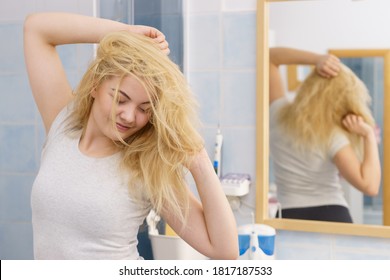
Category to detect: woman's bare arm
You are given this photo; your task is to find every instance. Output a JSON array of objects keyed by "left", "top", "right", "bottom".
[
  {"left": 161, "top": 148, "right": 238, "bottom": 260},
  {"left": 334, "top": 114, "right": 381, "bottom": 196}
]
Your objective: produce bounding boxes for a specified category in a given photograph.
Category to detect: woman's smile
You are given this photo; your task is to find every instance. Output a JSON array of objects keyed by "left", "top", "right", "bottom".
[{"left": 116, "top": 122, "right": 131, "bottom": 133}]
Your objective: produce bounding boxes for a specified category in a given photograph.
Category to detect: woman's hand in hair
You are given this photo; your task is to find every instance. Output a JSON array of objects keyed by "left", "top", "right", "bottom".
[
  {"left": 186, "top": 148, "right": 211, "bottom": 174},
  {"left": 132, "top": 25, "right": 170, "bottom": 55},
  {"left": 342, "top": 114, "right": 374, "bottom": 139},
  {"left": 316, "top": 54, "right": 341, "bottom": 79}
]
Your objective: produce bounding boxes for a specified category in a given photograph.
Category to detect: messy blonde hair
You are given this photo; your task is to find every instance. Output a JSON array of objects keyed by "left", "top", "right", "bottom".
[
  {"left": 278, "top": 63, "right": 374, "bottom": 157},
  {"left": 68, "top": 31, "right": 204, "bottom": 225}
]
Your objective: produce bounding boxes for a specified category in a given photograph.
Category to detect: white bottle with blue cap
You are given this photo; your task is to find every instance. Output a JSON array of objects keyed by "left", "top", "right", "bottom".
[{"left": 237, "top": 215, "right": 276, "bottom": 259}]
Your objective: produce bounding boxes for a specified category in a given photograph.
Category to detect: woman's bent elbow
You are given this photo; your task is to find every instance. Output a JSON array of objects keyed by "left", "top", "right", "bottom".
[
  {"left": 365, "top": 186, "right": 380, "bottom": 197},
  {"left": 363, "top": 180, "right": 380, "bottom": 196},
  {"left": 224, "top": 248, "right": 239, "bottom": 260},
  {"left": 212, "top": 249, "right": 239, "bottom": 260},
  {"left": 23, "top": 13, "right": 41, "bottom": 38}
]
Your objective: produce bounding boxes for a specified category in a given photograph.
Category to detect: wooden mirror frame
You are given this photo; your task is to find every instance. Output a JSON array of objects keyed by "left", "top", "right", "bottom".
[{"left": 255, "top": 0, "right": 390, "bottom": 238}]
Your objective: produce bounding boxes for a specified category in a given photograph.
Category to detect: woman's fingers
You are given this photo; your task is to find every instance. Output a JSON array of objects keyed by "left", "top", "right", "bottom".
[
  {"left": 342, "top": 114, "right": 372, "bottom": 137},
  {"left": 317, "top": 54, "right": 340, "bottom": 78},
  {"left": 134, "top": 25, "right": 170, "bottom": 55}
]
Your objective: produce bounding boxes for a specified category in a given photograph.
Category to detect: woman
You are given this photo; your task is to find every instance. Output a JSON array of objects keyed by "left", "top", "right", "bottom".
[
  {"left": 269, "top": 47, "right": 381, "bottom": 223},
  {"left": 24, "top": 12, "right": 238, "bottom": 260}
]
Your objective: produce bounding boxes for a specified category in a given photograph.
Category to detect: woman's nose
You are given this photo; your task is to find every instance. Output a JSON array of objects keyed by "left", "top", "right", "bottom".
[{"left": 119, "top": 106, "right": 136, "bottom": 124}]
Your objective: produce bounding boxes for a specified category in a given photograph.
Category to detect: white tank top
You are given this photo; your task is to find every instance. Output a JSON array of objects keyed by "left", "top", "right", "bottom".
[{"left": 31, "top": 105, "right": 151, "bottom": 259}]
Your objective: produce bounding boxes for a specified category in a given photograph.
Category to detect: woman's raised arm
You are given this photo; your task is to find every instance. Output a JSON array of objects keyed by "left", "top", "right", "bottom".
[{"left": 24, "top": 12, "right": 169, "bottom": 133}]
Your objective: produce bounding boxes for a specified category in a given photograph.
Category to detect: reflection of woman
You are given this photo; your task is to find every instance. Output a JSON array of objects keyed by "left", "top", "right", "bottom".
[
  {"left": 269, "top": 47, "right": 381, "bottom": 223},
  {"left": 24, "top": 13, "right": 238, "bottom": 259}
]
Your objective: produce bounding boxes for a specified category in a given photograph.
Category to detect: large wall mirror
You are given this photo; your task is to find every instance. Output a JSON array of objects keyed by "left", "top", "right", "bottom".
[{"left": 255, "top": 0, "right": 390, "bottom": 238}]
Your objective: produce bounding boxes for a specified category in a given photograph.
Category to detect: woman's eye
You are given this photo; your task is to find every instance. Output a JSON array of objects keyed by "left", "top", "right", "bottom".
[
  {"left": 108, "top": 91, "right": 126, "bottom": 104},
  {"left": 139, "top": 107, "right": 150, "bottom": 113},
  {"left": 116, "top": 97, "right": 127, "bottom": 104}
]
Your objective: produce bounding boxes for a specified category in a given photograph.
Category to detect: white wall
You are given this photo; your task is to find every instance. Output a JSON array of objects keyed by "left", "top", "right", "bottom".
[{"left": 269, "top": 0, "right": 390, "bottom": 52}]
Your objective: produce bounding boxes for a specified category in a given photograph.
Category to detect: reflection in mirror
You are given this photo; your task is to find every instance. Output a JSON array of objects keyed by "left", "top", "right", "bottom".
[
  {"left": 277, "top": 51, "right": 387, "bottom": 226},
  {"left": 256, "top": 0, "right": 390, "bottom": 238}
]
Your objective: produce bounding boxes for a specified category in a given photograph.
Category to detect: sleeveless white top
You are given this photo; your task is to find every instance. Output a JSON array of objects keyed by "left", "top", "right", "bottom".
[{"left": 31, "top": 105, "right": 151, "bottom": 259}]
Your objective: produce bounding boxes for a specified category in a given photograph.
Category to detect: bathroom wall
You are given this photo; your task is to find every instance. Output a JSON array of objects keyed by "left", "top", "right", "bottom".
[
  {"left": 185, "top": 0, "right": 257, "bottom": 227},
  {"left": 0, "top": 0, "right": 96, "bottom": 259},
  {"left": 185, "top": 0, "right": 390, "bottom": 259},
  {"left": 134, "top": 0, "right": 184, "bottom": 71}
]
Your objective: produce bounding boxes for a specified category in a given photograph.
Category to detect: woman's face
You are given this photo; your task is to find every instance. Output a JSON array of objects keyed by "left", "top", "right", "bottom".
[{"left": 90, "top": 75, "right": 152, "bottom": 142}]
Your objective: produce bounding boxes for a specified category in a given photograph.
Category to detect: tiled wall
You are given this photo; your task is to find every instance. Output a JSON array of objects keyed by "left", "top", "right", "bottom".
[
  {"left": 134, "top": 0, "right": 184, "bottom": 71},
  {"left": 185, "top": 0, "right": 257, "bottom": 227},
  {"left": 0, "top": 0, "right": 95, "bottom": 259},
  {"left": 275, "top": 230, "right": 390, "bottom": 259}
]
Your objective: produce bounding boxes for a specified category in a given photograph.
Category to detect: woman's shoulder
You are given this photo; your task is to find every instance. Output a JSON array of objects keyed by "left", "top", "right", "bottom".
[
  {"left": 328, "top": 128, "right": 350, "bottom": 158},
  {"left": 270, "top": 96, "right": 290, "bottom": 118},
  {"left": 45, "top": 102, "right": 76, "bottom": 140}
]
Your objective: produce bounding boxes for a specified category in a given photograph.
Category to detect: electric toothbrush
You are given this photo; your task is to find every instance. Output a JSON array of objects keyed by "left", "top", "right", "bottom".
[{"left": 213, "top": 126, "right": 223, "bottom": 177}]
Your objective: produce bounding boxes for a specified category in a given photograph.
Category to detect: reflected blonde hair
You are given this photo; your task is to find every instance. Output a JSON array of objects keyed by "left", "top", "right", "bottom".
[
  {"left": 68, "top": 31, "right": 204, "bottom": 225},
  {"left": 278, "top": 63, "right": 374, "bottom": 156}
]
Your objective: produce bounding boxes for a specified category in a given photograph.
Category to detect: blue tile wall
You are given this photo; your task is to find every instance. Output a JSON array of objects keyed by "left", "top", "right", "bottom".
[
  {"left": 99, "top": 0, "right": 131, "bottom": 23},
  {"left": 222, "top": 127, "right": 256, "bottom": 177},
  {"left": 223, "top": 13, "right": 256, "bottom": 69},
  {"left": 0, "top": 74, "right": 35, "bottom": 123},
  {"left": 0, "top": 175, "right": 35, "bottom": 222},
  {"left": 0, "top": 24, "right": 24, "bottom": 73},
  {"left": 0, "top": 222, "right": 34, "bottom": 260},
  {"left": 274, "top": 230, "right": 390, "bottom": 259},
  {"left": 222, "top": 70, "right": 256, "bottom": 126},
  {"left": 188, "top": 14, "right": 221, "bottom": 70},
  {"left": 134, "top": 0, "right": 183, "bottom": 70},
  {"left": 0, "top": 125, "right": 37, "bottom": 173},
  {"left": 188, "top": 71, "right": 221, "bottom": 125},
  {"left": 0, "top": 10, "right": 36, "bottom": 262},
  {"left": 160, "top": 13, "right": 183, "bottom": 69}
]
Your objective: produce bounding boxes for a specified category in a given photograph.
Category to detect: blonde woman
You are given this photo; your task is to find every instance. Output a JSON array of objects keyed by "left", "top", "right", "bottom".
[
  {"left": 269, "top": 47, "right": 381, "bottom": 223},
  {"left": 24, "top": 13, "right": 238, "bottom": 260}
]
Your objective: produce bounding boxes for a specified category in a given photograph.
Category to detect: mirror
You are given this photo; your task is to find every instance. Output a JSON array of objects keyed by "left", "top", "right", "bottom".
[{"left": 255, "top": 0, "right": 390, "bottom": 238}]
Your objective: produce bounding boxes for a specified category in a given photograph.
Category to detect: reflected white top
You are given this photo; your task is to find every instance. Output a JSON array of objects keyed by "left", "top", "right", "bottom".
[{"left": 269, "top": 98, "right": 349, "bottom": 209}]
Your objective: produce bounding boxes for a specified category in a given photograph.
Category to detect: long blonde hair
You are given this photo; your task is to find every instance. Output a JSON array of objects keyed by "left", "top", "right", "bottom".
[
  {"left": 278, "top": 63, "right": 374, "bottom": 156},
  {"left": 68, "top": 31, "right": 204, "bottom": 225}
]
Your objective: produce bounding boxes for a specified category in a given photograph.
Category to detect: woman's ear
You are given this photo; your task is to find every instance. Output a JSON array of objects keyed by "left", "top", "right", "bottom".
[
  {"left": 91, "top": 88, "right": 97, "bottom": 98},
  {"left": 148, "top": 114, "right": 154, "bottom": 125}
]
